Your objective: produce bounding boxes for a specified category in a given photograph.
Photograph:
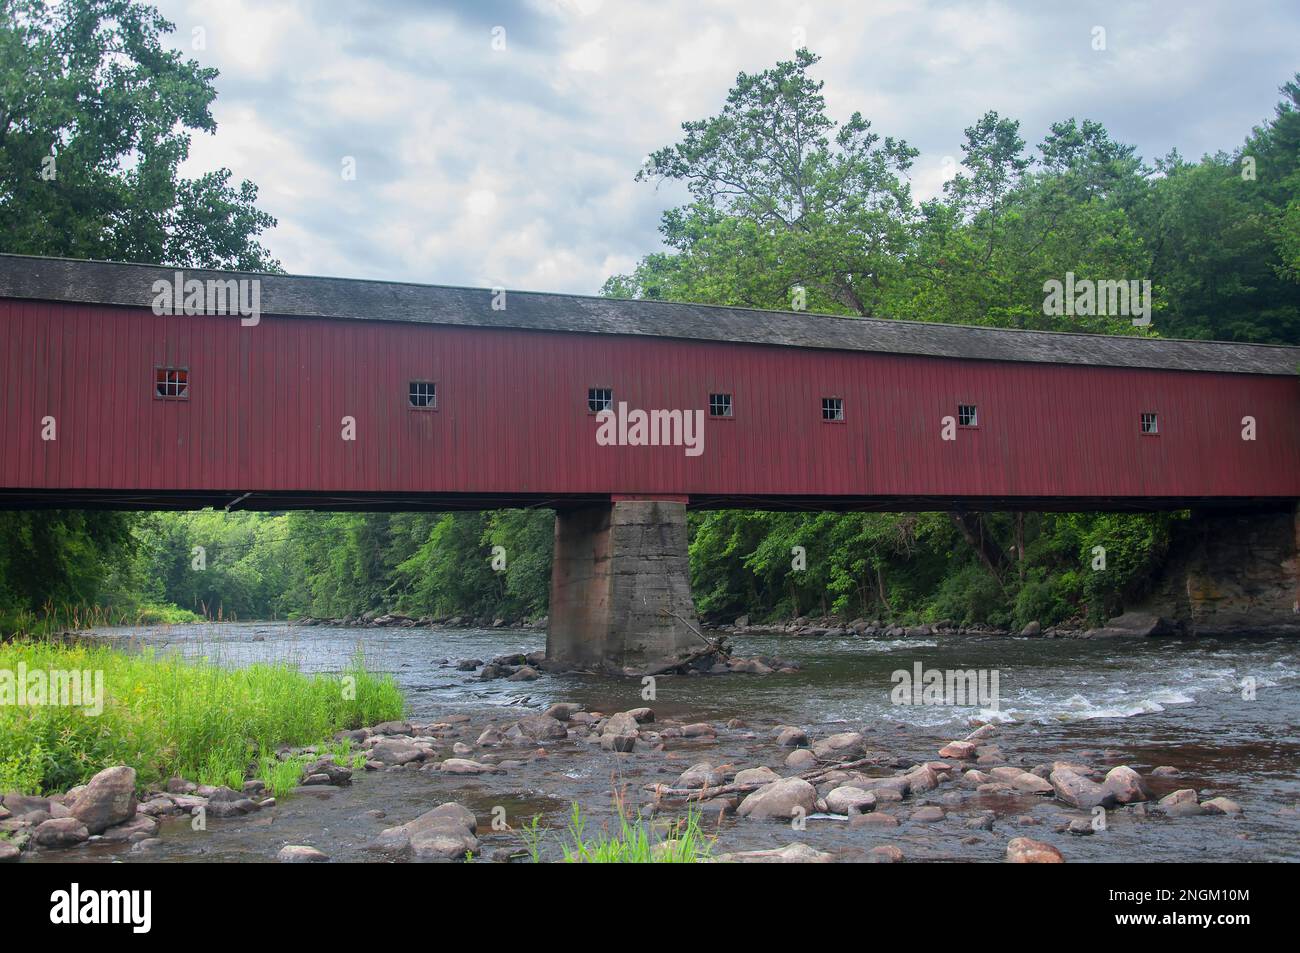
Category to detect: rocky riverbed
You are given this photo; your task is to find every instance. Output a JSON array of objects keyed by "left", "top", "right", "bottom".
[{"left": 6, "top": 620, "right": 1295, "bottom": 863}]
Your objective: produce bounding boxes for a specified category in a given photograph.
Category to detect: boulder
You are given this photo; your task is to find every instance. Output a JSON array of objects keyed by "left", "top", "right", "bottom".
[
  {"left": 737, "top": 778, "right": 817, "bottom": 821},
  {"left": 69, "top": 765, "right": 137, "bottom": 835},
  {"left": 1006, "top": 836, "right": 1064, "bottom": 863},
  {"left": 0, "top": 841, "right": 20, "bottom": 862},
  {"left": 904, "top": 765, "right": 940, "bottom": 794},
  {"left": 826, "top": 786, "right": 877, "bottom": 815},
  {"left": 1102, "top": 765, "right": 1151, "bottom": 804},
  {"left": 1201, "top": 797, "right": 1242, "bottom": 815},
  {"left": 369, "top": 740, "right": 426, "bottom": 765},
  {"left": 626, "top": 707, "right": 655, "bottom": 723},
  {"left": 1082, "top": 612, "right": 1179, "bottom": 639},
  {"left": 410, "top": 820, "right": 479, "bottom": 861},
  {"left": 33, "top": 817, "right": 89, "bottom": 848},
  {"left": 774, "top": 726, "right": 809, "bottom": 748},
  {"left": 675, "top": 762, "right": 726, "bottom": 789},
  {"left": 99, "top": 814, "right": 159, "bottom": 842},
  {"left": 512, "top": 714, "right": 567, "bottom": 741},
  {"left": 278, "top": 845, "right": 329, "bottom": 863},
  {"left": 438, "top": 759, "right": 496, "bottom": 775},
  {"left": 734, "top": 767, "right": 781, "bottom": 787},
  {"left": 812, "top": 732, "right": 865, "bottom": 761},
  {"left": 1011, "top": 773, "right": 1055, "bottom": 795},
  {"left": 602, "top": 712, "right": 641, "bottom": 737},
  {"left": 785, "top": 749, "right": 817, "bottom": 770},
  {"left": 938, "top": 740, "right": 977, "bottom": 760},
  {"left": 374, "top": 802, "right": 478, "bottom": 853},
  {"left": 1049, "top": 768, "right": 1116, "bottom": 810},
  {"left": 544, "top": 703, "right": 584, "bottom": 721}
]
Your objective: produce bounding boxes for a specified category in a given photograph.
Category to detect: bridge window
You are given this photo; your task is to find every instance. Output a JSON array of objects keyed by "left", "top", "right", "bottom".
[
  {"left": 958, "top": 404, "right": 978, "bottom": 427},
  {"left": 822, "top": 397, "right": 844, "bottom": 422},
  {"left": 154, "top": 367, "right": 188, "bottom": 400},
  {"left": 709, "top": 393, "right": 733, "bottom": 417},
  {"left": 1141, "top": 412, "right": 1159, "bottom": 435},
  {"left": 588, "top": 387, "right": 613, "bottom": 413},
  {"left": 408, "top": 381, "right": 437, "bottom": 409}
]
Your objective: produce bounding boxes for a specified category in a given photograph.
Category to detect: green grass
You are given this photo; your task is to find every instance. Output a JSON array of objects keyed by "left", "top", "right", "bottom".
[
  {"left": 1, "top": 600, "right": 204, "bottom": 639},
  {"left": 532, "top": 803, "right": 713, "bottom": 863},
  {"left": 0, "top": 640, "right": 404, "bottom": 795}
]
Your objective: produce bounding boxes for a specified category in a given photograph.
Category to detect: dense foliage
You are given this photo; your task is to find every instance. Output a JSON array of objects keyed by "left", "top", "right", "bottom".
[{"left": 1, "top": 23, "right": 1297, "bottom": 633}]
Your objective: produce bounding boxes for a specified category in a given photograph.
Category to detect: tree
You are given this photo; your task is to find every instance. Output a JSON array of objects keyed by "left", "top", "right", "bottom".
[
  {"left": 0, "top": 0, "right": 278, "bottom": 268},
  {"left": 622, "top": 49, "right": 918, "bottom": 316}
]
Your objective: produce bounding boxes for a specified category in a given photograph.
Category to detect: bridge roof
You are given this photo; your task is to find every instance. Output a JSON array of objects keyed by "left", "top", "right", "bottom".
[{"left": 2, "top": 253, "right": 1297, "bottom": 375}]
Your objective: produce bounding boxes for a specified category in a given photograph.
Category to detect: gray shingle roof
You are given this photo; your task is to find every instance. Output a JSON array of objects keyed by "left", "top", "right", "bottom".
[{"left": 1, "top": 253, "right": 1297, "bottom": 375}]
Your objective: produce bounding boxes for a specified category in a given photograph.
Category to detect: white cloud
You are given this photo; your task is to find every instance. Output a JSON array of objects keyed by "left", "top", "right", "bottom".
[{"left": 155, "top": 0, "right": 1298, "bottom": 293}]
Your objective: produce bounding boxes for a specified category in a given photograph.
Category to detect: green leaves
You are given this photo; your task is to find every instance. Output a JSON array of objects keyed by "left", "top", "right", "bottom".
[{"left": 0, "top": 0, "right": 278, "bottom": 269}]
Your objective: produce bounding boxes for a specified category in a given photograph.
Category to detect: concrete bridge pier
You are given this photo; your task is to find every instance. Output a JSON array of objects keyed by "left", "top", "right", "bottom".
[{"left": 546, "top": 497, "right": 702, "bottom": 674}]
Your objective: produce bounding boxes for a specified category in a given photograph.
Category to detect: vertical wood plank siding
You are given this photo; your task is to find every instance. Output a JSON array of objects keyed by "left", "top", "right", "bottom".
[{"left": 1, "top": 299, "right": 1298, "bottom": 502}]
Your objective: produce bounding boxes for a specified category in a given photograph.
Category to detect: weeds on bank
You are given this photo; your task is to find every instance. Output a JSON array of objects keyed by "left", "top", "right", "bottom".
[{"left": 0, "top": 640, "right": 403, "bottom": 795}]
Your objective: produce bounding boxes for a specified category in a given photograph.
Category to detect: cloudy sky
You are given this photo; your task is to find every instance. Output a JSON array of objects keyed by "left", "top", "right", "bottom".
[{"left": 156, "top": 0, "right": 1299, "bottom": 294}]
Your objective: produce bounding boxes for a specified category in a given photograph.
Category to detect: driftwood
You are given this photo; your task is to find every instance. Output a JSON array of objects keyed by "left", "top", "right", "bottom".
[
  {"left": 647, "top": 756, "right": 885, "bottom": 802},
  {"left": 634, "top": 609, "right": 734, "bottom": 677}
]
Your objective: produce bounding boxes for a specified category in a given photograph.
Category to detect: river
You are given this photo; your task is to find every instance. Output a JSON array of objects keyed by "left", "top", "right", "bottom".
[{"left": 35, "top": 621, "right": 1300, "bottom": 863}]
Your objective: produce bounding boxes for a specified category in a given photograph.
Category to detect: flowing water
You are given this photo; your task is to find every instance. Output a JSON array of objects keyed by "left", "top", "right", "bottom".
[{"left": 36, "top": 622, "right": 1300, "bottom": 863}]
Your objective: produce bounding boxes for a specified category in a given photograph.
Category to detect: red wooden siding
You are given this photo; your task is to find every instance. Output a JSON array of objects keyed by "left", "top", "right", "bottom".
[{"left": 2, "top": 299, "right": 1298, "bottom": 504}]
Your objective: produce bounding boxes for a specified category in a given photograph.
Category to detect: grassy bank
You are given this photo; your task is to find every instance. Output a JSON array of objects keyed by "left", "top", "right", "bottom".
[{"left": 0, "top": 640, "right": 403, "bottom": 795}]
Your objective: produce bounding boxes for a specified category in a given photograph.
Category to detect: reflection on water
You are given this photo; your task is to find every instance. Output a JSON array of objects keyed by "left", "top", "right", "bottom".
[{"left": 59, "top": 622, "right": 1300, "bottom": 863}]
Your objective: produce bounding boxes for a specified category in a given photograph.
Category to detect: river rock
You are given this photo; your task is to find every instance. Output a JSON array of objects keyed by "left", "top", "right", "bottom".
[
  {"left": 33, "top": 816, "right": 89, "bottom": 848},
  {"left": 410, "top": 820, "right": 479, "bottom": 861},
  {"left": 711, "top": 842, "right": 834, "bottom": 863},
  {"left": 0, "top": 841, "right": 21, "bottom": 862},
  {"left": 738, "top": 778, "right": 817, "bottom": 821},
  {"left": 545, "top": 703, "right": 584, "bottom": 721},
  {"left": 1201, "top": 797, "right": 1242, "bottom": 815},
  {"left": 602, "top": 712, "right": 641, "bottom": 738},
  {"left": 938, "top": 741, "right": 978, "bottom": 760},
  {"left": 1049, "top": 768, "right": 1116, "bottom": 810},
  {"left": 100, "top": 814, "right": 159, "bottom": 842},
  {"left": 734, "top": 767, "right": 781, "bottom": 787},
  {"left": 1011, "top": 772, "right": 1055, "bottom": 795},
  {"left": 278, "top": 845, "right": 329, "bottom": 863},
  {"left": 626, "top": 707, "right": 655, "bottom": 723},
  {"left": 507, "top": 665, "right": 540, "bottom": 681},
  {"left": 868, "top": 844, "right": 904, "bottom": 863},
  {"left": 812, "top": 731, "right": 865, "bottom": 761},
  {"left": 826, "top": 786, "right": 877, "bottom": 815},
  {"left": 1006, "top": 837, "right": 1065, "bottom": 863},
  {"left": 438, "top": 758, "right": 496, "bottom": 775},
  {"left": 512, "top": 714, "right": 567, "bottom": 741},
  {"left": 912, "top": 805, "right": 945, "bottom": 822},
  {"left": 369, "top": 740, "right": 426, "bottom": 765},
  {"left": 774, "top": 726, "right": 809, "bottom": 747},
  {"left": 303, "top": 757, "right": 352, "bottom": 785},
  {"left": 1102, "top": 765, "right": 1151, "bottom": 804},
  {"left": 69, "top": 765, "right": 137, "bottom": 835},
  {"left": 904, "top": 765, "right": 940, "bottom": 794},
  {"left": 675, "top": 762, "right": 726, "bottom": 789},
  {"left": 372, "top": 720, "right": 412, "bottom": 736},
  {"left": 785, "top": 749, "right": 817, "bottom": 770},
  {"left": 1, "top": 794, "right": 53, "bottom": 818}
]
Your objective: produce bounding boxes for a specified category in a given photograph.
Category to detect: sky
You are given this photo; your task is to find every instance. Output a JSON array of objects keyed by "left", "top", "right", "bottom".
[{"left": 155, "top": 0, "right": 1300, "bottom": 294}]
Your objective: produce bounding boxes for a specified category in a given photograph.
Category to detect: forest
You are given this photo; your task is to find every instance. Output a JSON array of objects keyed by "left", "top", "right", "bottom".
[{"left": 2, "top": 5, "right": 1298, "bottom": 635}]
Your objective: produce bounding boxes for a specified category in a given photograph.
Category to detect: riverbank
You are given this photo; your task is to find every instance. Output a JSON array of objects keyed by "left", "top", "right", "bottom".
[
  {"left": 5, "top": 622, "right": 1295, "bottom": 863},
  {"left": 0, "top": 639, "right": 403, "bottom": 796}
]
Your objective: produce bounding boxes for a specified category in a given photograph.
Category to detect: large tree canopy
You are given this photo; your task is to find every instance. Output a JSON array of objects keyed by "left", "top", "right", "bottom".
[{"left": 0, "top": 0, "right": 278, "bottom": 268}]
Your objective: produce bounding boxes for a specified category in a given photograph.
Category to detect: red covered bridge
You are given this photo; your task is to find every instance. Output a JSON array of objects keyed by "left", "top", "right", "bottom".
[{"left": 2, "top": 254, "right": 1297, "bottom": 671}]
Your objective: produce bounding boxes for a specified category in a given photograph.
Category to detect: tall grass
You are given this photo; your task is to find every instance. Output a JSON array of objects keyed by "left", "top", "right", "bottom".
[
  {"left": 541, "top": 802, "right": 713, "bottom": 863},
  {"left": 0, "top": 640, "right": 403, "bottom": 795},
  {"left": 0, "top": 600, "right": 204, "bottom": 639}
]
